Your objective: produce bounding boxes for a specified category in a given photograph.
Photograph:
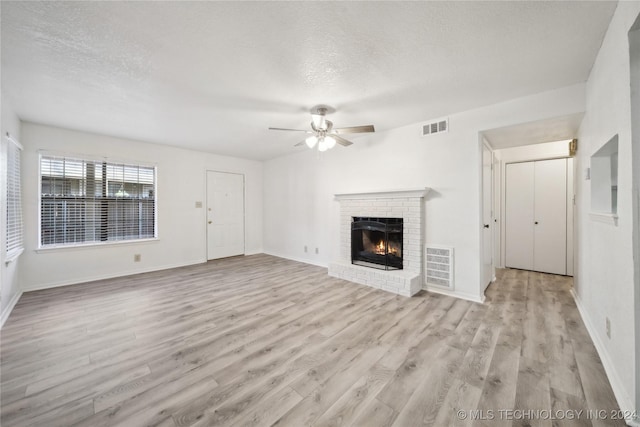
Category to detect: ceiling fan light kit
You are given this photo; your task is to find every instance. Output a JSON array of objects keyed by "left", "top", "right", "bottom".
[
  {"left": 317, "top": 135, "right": 336, "bottom": 152},
  {"left": 305, "top": 135, "right": 318, "bottom": 148},
  {"left": 269, "top": 106, "right": 375, "bottom": 152}
]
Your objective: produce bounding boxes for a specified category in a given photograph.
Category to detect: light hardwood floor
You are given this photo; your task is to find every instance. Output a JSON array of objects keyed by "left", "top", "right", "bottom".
[{"left": 1, "top": 254, "right": 624, "bottom": 426}]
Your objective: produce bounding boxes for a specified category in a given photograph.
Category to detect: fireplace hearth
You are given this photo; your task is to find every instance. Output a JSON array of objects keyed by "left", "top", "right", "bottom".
[
  {"left": 329, "top": 188, "right": 430, "bottom": 297},
  {"left": 351, "top": 217, "right": 403, "bottom": 270}
]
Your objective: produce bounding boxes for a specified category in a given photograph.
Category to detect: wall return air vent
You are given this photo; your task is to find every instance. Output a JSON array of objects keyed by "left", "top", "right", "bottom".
[
  {"left": 422, "top": 117, "right": 449, "bottom": 136},
  {"left": 425, "top": 245, "right": 454, "bottom": 289}
]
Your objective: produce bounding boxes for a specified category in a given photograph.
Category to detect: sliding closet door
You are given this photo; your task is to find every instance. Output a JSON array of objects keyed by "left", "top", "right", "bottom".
[
  {"left": 505, "top": 162, "right": 535, "bottom": 270},
  {"left": 505, "top": 158, "right": 568, "bottom": 275},
  {"left": 533, "top": 159, "right": 567, "bottom": 275}
]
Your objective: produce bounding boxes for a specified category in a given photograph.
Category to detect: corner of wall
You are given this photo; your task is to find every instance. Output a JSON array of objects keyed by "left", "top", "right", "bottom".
[
  {"left": 570, "top": 289, "right": 634, "bottom": 414},
  {"left": 1, "top": 289, "right": 22, "bottom": 329},
  {"left": 1, "top": 94, "right": 23, "bottom": 325}
]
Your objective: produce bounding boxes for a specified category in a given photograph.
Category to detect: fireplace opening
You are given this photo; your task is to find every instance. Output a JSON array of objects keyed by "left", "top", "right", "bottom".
[{"left": 351, "top": 217, "right": 403, "bottom": 270}]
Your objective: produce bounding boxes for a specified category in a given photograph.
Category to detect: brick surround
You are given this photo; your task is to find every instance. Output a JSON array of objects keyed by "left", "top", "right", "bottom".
[{"left": 328, "top": 188, "right": 430, "bottom": 297}]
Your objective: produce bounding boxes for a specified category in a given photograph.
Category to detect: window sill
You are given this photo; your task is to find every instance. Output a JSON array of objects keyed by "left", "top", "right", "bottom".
[
  {"left": 589, "top": 212, "right": 618, "bottom": 226},
  {"left": 36, "top": 237, "right": 159, "bottom": 253},
  {"left": 5, "top": 248, "right": 24, "bottom": 265}
]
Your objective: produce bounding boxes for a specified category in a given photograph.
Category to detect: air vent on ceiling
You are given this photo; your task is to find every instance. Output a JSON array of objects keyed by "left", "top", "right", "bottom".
[
  {"left": 425, "top": 245, "right": 454, "bottom": 289},
  {"left": 422, "top": 117, "right": 449, "bottom": 136}
]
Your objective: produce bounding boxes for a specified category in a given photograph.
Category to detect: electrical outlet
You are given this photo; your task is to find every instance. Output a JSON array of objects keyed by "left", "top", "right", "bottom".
[
  {"left": 134, "top": 254, "right": 141, "bottom": 262},
  {"left": 304, "top": 246, "right": 307, "bottom": 253},
  {"left": 315, "top": 247, "right": 319, "bottom": 254},
  {"left": 606, "top": 317, "right": 611, "bottom": 339},
  {"left": 195, "top": 201, "right": 203, "bottom": 208}
]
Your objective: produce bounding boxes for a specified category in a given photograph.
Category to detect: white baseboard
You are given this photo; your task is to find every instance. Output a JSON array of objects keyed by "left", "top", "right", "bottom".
[
  {"left": 1, "top": 290, "right": 23, "bottom": 329},
  {"left": 423, "top": 285, "right": 486, "bottom": 304},
  {"left": 626, "top": 417, "right": 640, "bottom": 427},
  {"left": 263, "top": 251, "right": 328, "bottom": 269},
  {"left": 21, "top": 259, "right": 207, "bottom": 292},
  {"left": 570, "top": 289, "right": 634, "bottom": 420},
  {"left": 245, "top": 249, "right": 264, "bottom": 256}
]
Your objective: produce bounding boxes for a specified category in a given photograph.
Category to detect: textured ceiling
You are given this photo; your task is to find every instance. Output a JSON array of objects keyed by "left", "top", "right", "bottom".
[
  {"left": 1, "top": 1, "right": 617, "bottom": 160},
  {"left": 483, "top": 113, "right": 585, "bottom": 149}
]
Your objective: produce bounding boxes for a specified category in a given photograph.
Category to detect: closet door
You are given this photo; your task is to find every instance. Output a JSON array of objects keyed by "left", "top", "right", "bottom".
[
  {"left": 533, "top": 159, "right": 567, "bottom": 275},
  {"left": 505, "top": 162, "right": 535, "bottom": 270}
]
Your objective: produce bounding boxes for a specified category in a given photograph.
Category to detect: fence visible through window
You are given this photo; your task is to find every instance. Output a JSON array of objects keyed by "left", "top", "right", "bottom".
[{"left": 39, "top": 155, "right": 156, "bottom": 247}]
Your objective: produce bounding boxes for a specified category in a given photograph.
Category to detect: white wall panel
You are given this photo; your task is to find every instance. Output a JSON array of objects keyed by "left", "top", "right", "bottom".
[
  {"left": 574, "top": 1, "right": 640, "bottom": 414},
  {"left": 18, "top": 123, "right": 263, "bottom": 291}
]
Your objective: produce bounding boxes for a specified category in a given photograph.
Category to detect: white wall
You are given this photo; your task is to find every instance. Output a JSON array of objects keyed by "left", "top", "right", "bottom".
[
  {"left": 574, "top": 1, "right": 640, "bottom": 416},
  {"left": 631, "top": 14, "right": 640, "bottom": 422},
  {"left": 493, "top": 140, "right": 571, "bottom": 268},
  {"left": 263, "top": 83, "right": 586, "bottom": 302},
  {"left": 494, "top": 140, "right": 570, "bottom": 163},
  {"left": 1, "top": 96, "right": 23, "bottom": 325},
  {"left": 19, "top": 122, "right": 263, "bottom": 291}
]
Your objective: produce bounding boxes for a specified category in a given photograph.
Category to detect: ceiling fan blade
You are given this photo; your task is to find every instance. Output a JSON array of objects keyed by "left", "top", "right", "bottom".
[
  {"left": 268, "top": 127, "right": 312, "bottom": 133},
  {"left": 334, "top": 125, "right": 375, "bottom": 134},
  {"left": 294, "top": 140, "right": 307, "bottom": 147},
  {"left": 330, "top": 134, "right": 354, "bottom": 147}
]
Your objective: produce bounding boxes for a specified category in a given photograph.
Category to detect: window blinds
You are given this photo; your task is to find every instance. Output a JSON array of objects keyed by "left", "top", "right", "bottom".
[
  {"left": 6, "top": 135, "right": 23, "bottom": 257},
  {"left": 40, "top": 154, "right": 156, "bottom": 247}
]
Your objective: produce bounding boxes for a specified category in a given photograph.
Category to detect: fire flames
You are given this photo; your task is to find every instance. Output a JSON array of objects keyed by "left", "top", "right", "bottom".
[{"left": 374, "top": 240, "right": 400, "bottom": 256}]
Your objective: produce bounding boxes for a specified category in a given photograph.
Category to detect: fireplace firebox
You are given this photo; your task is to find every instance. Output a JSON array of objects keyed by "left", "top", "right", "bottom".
[{"left": 351, "top": 217, "right": 403, "bottom": 270}]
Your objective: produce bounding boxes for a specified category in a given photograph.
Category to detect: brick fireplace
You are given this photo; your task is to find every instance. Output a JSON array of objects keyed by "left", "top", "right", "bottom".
[{"left": 328, "top": 188, "right": 430, "bottom": 297}]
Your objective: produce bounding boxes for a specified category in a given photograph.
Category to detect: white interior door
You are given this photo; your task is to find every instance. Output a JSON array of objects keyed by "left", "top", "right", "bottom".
[
  {"left": 482, "top": 144, "right": 494, "bottom": 288},
  {"left": 207, "top": 171, "right": 244, "bottom": 260},
  {"left": 505, "top": 162, "right": 535, "bottom": 270},
  {"left": 533, "top": 159, "right": 567, "bottom": 275}
]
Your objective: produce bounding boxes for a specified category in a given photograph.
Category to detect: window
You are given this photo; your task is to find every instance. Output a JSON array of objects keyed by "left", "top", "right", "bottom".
[
  {"left": 39, "top": 154, "right": 156, "bottom": 248},
  {"left": 6, "top": 134, "right": 23, "bottom": 258}
]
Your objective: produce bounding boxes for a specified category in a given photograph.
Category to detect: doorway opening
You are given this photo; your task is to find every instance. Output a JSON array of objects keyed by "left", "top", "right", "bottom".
[{"left": 481, "top": 117, "right": 580, "bottom": 277}]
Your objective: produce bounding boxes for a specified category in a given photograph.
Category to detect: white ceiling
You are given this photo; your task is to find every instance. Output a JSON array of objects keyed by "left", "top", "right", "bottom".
[
  {"left": 482, "top": 112, "right": 585, "bottom": 149},
  {"left": 1, "top": 1, "right": 617, "bottom": 160}
]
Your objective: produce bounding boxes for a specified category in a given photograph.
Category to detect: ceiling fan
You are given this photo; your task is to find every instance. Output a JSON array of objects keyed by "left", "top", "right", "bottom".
[{"left": 269, "top": 106, "right": 375, "bottom": 151}]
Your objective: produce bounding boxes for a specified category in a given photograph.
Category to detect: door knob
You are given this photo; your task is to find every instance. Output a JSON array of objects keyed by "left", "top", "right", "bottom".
[
  {"left": 208, "top": 220, "right": 212, "bottom": 224},
  {"left": 483, "top": 224, "right": 490, "bottom": 228},
  {"left": 535, "top": 221, "right": 539, "bottom": 225}
]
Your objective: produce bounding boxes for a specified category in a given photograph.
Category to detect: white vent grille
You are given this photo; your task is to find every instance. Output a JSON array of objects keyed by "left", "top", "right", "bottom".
[
  {"left": 425, "top": 245, "right": 454, "bottom": 289},
  {"left": 422, "top": 117, "right": 449, "bottom": 136}
]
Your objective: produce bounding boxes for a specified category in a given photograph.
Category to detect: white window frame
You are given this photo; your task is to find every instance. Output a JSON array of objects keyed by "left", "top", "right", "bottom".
[
  {"left": 37, "top": 152, "right": 158, "bottom": 250},
  {"left": 6, "top": 133, "right": 24, "bottom": 263}
]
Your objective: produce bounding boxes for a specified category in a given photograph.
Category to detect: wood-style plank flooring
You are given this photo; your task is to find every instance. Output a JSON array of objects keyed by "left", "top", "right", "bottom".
[{"left": 1, "top": 254, "right": 624, "bottom": 426}]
